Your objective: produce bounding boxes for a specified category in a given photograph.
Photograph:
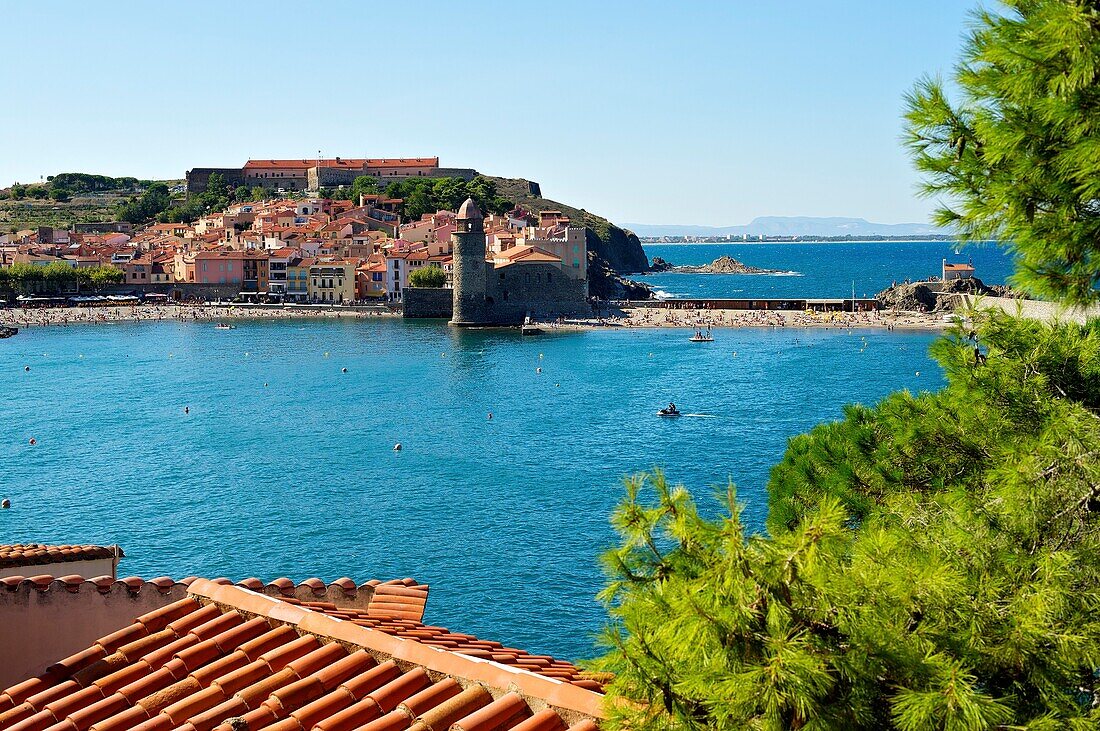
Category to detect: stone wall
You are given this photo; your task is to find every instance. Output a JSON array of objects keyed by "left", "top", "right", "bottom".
[
  {"left": 73, "top": 222, "right": 134, "bottom": 234},
  {"left": 0, "top": 579, "right": 187, "bottom": 688},
  {"left": 185, "top": 167, "right": 246, "bottom": 194},
  {"left": 403, "top": 287, "right": 453, "bottom": 318},
  {"left": 431, "top": 167, "right": 479, "bottom": 181},
  {"left": 484, "top": 263, "right": 590, "bottom": 325},
  {"left": 311, "top": 167, "right": 480, "bottom": 190},
  {"left": 959, "top": 294, "right": 1100, "bottom": 324}
]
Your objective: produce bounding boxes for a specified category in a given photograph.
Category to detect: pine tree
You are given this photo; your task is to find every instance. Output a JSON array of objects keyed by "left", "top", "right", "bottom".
[
  {"left": 593, "top": 314, "right": 1100, "bottom": 730},
  {"left": 905, "top": 0, "right": 1100, "bottom": 305},
  {"left": 594, "top": 2, "right": 1100, "bottom": 727}
]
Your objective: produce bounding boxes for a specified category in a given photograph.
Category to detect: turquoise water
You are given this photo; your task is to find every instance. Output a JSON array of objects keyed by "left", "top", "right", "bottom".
[
  {"left": 0, "top": 319, "right": 943, "bottom": 661},
  {"left": 642, "top": 240, "right": 1015, "bottom": 299}
]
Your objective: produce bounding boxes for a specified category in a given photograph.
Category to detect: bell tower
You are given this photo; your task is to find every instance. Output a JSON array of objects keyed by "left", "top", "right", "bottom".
[{"left": 450, "top": 198, "right": 489, "bottom": 326}]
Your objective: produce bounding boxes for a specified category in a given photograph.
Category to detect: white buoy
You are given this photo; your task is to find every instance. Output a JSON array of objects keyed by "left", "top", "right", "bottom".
[
  {"left": 28, "top": 438, "right": 36, "bottom": 446},
  {"left": 536, "top": 367, "right": 542, "bottom": 374},
  {"left": 393, "top": 443, "right": 402, "bottom": 451},
  {"left": 1, "top": 499, "right": 9, "bottom": 509},
  {"left": 341, "top": 368, "right": 347, "bottom": 373},
  {"left": 487, "top": 412, "right": 493, "bottom": 420},
  {"left": 24, "top": 366, "right": 29, "bottom": 371}
]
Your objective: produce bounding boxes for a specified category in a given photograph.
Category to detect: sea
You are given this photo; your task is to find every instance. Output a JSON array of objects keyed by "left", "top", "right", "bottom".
[
  {"left": 641, "top": 240, "right": 1014, "bottom": 299},
  {"left": 0, "top": 241, "right": 1013, "bottom": 663}
]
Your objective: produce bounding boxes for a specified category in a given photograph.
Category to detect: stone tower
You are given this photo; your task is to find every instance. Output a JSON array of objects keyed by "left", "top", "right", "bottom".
[{"left": 450, "top": 197, "right": 489, "bottom": 326}]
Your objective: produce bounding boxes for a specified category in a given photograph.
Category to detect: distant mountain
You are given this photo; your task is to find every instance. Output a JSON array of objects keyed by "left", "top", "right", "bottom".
[{"left": 624, "top": 216, "right": 950, "bottom": 238}]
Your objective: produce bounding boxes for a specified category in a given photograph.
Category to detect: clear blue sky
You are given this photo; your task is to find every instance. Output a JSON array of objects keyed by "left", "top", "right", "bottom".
[{"left": 2, "top": 1, "right": 978, "bottom": 226}]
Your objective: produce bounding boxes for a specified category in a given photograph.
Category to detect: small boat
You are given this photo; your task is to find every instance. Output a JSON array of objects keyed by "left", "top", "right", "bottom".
[
  {"left": 214, "top": 323, "right": 236, "bottom": 330},
  {"left": 521, "top": 323, "right": 542, "bottom": 336},
  {"left": 0, "top": 326, "right": 17, "bottom": 339},
  {"left": 689, "top": 330, "right": 713, "bottom": 342},
  {"left": 657, "top": 407, "right": 681, "bottom": 417}
]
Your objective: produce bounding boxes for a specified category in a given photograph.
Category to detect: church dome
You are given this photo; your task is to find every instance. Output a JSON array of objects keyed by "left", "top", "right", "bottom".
[{"left": 457, "top": 197, "right": 483, "bottom": 220}]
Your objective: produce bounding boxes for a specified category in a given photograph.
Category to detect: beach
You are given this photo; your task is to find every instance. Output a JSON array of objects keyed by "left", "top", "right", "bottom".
[
  {"left": 0, "top": 302, "right": 947, "bottom": 330},
  {"left": 0, "top": 303, "right": 398, "bottom": 328},
  {"left": 607, "top": 305, "right": 945, "bottom": 330}
]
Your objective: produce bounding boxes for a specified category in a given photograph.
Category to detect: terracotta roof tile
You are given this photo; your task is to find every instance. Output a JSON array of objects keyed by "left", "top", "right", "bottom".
[
  {"left": 2, "top": 578, "right": 604, "bottom": 731},
  {"left": 0, "top": 545, "right": 122, "bottom": 570}
]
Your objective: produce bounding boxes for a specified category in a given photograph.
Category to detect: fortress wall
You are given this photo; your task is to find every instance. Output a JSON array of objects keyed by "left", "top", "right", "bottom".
[
  {"left": 403, "top": 287, "right": 453, "bottom": 318},
  {"left": 485, "top": 263, "right": 590, "bottom": 324}
]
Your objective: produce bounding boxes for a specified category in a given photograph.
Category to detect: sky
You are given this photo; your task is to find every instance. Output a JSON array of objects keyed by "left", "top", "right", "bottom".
[{"left": 1, "top": 1, "right": 979, "bottom": 226}]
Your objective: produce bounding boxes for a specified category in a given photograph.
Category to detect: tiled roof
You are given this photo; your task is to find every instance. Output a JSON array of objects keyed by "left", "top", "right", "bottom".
[
  {"left": 0, "top": 576, "right": 598, "bottom": 689},
  {"left": 243, "top": 159, "right": 438, "bottom": 170},
  {"left": 0, "top": 545, "right": 121, "bottom": 570},
  {"left": 494, "top": 246, "right": 562, "bottom": 266},
  {"left": 0, "top": 579, "right": 603, "bottom": 731}
]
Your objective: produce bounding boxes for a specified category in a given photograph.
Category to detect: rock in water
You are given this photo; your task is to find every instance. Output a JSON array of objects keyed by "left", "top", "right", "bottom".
[{"left": 649, "top": 255, "right": 786, "bottom": 275}]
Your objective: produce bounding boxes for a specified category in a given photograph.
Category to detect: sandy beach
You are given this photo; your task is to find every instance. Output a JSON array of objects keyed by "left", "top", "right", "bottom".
[
  {"left": 603, "top": 305, "right": 945, "bottom": 331},
  {"left": 0, "top": 303, "right": 947, "bottom": 331}
]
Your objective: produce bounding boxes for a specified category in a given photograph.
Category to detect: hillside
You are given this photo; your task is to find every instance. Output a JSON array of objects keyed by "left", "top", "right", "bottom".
[{"left": 0, "top": 179, "right": 183, "bottom": 232}]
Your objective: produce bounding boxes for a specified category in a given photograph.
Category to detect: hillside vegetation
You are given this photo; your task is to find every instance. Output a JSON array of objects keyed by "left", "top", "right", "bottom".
[{"left": 0, "top": 175, "right": 181, "bottom": 231}]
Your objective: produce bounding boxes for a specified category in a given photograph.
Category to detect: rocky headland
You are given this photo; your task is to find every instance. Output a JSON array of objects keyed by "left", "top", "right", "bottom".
[
  {"left": 875, "top": 277, "right": 1021, "bottom": 312},
  {"left": 648, "top": 255, "right": 790, "bottom": 275}
]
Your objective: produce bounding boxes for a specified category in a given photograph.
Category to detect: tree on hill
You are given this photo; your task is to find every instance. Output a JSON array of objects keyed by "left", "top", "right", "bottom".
[
  {"left": 593, "top": 3, "right": 1100, "bottom": 728},
  {"left": 408, "top": 265, "right": 446, "bottom": 288},
  {"left": 117, "top": 183, "right": 172, "bottom": 224},
  {"left": 905, "top": 0, "right": 1100, "bottom": 305},
  {"left": 380, "top": 176, "right": 512, "bottom": 221}
]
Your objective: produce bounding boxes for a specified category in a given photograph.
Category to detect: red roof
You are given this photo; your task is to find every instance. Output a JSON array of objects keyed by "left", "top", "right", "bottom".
[
  {"left": 0, "top": 544, "right": 121, "bottom": 570},
  {"left": 243, "top": 158, "right": 438, "bottom": 170},
  {"left": 0, "top": 576, "right": 604, "bottom": 731}
]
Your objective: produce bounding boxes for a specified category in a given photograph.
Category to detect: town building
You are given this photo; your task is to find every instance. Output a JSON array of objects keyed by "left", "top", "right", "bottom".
[
  {"left": 308, "top": 259, "right": 356, "bottom": 303},
  {"left": 186, "top": 157, "right": 477, "bottom": 194},
  {"left": 943, "top": 259, "right": 975, "bottom": 281},
  {"left": 194, "top": 250, "right": 269, "bottom": 292}
]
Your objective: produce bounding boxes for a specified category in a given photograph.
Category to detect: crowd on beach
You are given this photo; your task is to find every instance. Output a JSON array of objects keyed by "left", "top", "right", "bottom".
[{"left": 606, "top": 306, "right": 944, "bottom": 331}]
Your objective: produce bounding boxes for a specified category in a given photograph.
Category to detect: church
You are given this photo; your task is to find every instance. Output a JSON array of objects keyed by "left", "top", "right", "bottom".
[{"left": 449, "top": 198, "right": 590, "bottom": 326}]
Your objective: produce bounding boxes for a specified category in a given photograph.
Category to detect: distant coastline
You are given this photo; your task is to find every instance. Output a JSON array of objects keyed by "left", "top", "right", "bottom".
[{"left": 640, "top": 235, "right": 959, "bottom": 244}]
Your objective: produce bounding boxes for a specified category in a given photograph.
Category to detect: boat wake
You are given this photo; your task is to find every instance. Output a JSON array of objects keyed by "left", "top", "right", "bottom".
[{"left": 681, "top": 413, "right": 717, "bottom": 418}]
